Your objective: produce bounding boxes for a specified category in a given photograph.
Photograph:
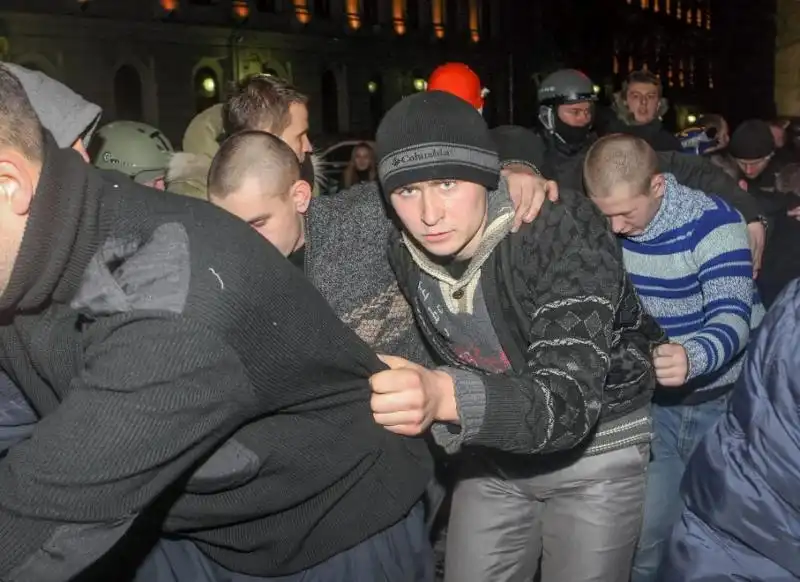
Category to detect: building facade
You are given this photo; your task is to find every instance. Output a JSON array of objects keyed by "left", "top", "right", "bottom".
[
  {"left": 0, "top": 0, "right": 507, "bottom": 144},
  {"left": 776, "top": 0, "right": 800, "bottom": 117},
  {"left": 511, "top": 0, "right": 774, "bottom": 130}
]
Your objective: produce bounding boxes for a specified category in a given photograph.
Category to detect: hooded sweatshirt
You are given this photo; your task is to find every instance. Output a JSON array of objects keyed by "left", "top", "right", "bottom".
[{"left": 3, "top": 63, "right": 102, "bottom": 149}]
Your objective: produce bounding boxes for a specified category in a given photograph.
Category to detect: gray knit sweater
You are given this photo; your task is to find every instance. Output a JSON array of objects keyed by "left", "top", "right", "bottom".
[{"left": 305, "top": 184, "right": 433, "bottom": 366}]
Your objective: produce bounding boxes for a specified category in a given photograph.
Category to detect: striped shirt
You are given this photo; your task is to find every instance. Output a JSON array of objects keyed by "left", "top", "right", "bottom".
[{"left": 622, "top": 173, "right": 765, "bottom": 395}]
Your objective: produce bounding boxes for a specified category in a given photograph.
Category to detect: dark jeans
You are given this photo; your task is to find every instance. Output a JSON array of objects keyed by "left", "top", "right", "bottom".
[
  {"left": 631, "top": 395, "right": 730, "bottom": 582},
  {"left": 134, "top": 502, "right": 433, "bottom": 582}
]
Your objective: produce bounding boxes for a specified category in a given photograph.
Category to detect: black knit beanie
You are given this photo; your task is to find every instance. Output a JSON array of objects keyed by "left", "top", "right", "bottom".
[
  {"left": 375, "top": 91, "right": 500, "bottom": 198},
  {"left": 729, "top": 119, "right": 775, "bottom": 160}
]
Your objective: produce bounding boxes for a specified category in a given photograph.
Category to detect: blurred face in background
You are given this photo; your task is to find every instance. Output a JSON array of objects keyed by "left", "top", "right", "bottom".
[{"left": 353, "top": 145, "right": 374, "bottom": 172}]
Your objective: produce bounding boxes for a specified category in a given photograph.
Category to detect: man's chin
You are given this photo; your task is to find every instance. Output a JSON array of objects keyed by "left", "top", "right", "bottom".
[{"left": 409, "top": 236, "right": 459, "bottom": 258}]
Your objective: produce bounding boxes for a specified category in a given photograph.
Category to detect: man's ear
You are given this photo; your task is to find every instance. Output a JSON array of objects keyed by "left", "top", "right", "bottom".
[
  {"left": 650, "top": 173, "right": 665, "bottom": 199},
  {"left": 71, "top": 139, "right": 90, "bottom": 163},
  {"left": 0, "top": 155, "right": 35, "bottom": 217},
  {"left": 290, "top": 179, "right": 312, "bottom": 214}
]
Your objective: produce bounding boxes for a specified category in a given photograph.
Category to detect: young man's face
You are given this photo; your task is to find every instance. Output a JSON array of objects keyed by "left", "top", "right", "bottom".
[
  {"left": 735, "top": 155, "right": 772, "bottom": 180},
  {"left": 625, "top": 82, "right": 660, "bottom": 125},
  {"left": 276, "top": 102, "right": 312, "bottom": 163},
  {"left": 212, "top": 175, "right": 311, "bottom": 256},
  {"left": 391, "top": 179, "right": 488, "bottom": 261},
  {"left": 557, "top": 101, "right": 593, "bottom": 128},
  {"left": 590, "top": 176, "right": 664, "bottom": 237}
]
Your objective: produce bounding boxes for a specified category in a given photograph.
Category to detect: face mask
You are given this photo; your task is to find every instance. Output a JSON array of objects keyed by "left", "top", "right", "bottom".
[{"left": 554, "top": 116, "right": 591, "bottom": 146}]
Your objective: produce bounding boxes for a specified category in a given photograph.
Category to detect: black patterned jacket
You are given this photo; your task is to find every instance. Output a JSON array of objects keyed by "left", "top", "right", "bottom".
[{"left": 389, "top": 189, "right": 667, "bottom": 456}]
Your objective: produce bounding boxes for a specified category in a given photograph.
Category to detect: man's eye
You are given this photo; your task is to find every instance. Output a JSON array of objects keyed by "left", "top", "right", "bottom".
[
  {"left": 250, "top": 219, "right": 267, "bottom": 228},
  {"left": 440, "top": 181, "right": 456, "bottom": 190}
]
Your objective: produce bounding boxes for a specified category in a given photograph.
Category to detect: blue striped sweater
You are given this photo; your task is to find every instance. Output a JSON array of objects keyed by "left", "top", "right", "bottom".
[{"left": 622, "top": 173, "right": 765, "bottom": 396}]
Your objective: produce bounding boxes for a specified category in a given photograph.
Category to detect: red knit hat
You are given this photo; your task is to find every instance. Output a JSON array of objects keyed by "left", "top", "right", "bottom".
[{"left": 427, "top": 63, "right": 485, "bottom": 110}]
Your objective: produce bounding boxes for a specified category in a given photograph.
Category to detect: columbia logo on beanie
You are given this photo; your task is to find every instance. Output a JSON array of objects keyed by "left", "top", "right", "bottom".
[{"left": 375, "top": 91, "right": 500, "bottom": 198}]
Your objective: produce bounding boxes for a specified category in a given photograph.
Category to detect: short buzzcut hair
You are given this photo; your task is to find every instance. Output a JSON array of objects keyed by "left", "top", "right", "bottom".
[
  {"left": 0, "top": 65, "right": 44, "bottom": 162},
  {"left": 224, "top": 74, "right": 308, "bottom": 136},
  {"left": 207, "top": 130, "right": 300, "bottom": 200},
  {"left": 583, "top": 134, "right": 659, "bottom": 198}
]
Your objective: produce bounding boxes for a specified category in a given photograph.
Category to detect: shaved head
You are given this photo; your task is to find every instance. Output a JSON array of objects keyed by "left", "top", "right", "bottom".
[
  {"left": 207, "top": 130, "right": 311, "bottom": 257},
  {"left": 208, "top": 130, "right": 300, "bottom": 200},
  {"left": 583, "top": 134, "right": 658, "bottom": 198}
]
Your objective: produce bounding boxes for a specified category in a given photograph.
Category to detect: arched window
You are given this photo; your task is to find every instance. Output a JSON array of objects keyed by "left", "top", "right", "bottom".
[
  {"left": 321, "top": 69, "right": 339, "bottom": 134},
  {"left": 114, "top": 65, "right": 144, "bottom": 121},
  {"left": 193, "top": 67, "right": 220, "bottom": 114}
]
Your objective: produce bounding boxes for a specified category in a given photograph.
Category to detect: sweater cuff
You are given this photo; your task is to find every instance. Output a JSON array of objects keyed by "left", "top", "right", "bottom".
[
  {"left": 682, "top": 338, "right": 710, "bottom": 380},
  {"left": 429, "top": 367, "right": 486, "bottom": 454}
]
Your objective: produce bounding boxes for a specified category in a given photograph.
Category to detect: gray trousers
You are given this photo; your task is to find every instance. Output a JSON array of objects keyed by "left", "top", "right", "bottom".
[{"left": 444, "top": 444, "right": 648, "bottom": 582}]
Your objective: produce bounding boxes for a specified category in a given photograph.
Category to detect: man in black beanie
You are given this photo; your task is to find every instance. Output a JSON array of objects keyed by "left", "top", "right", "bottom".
[
  {"left": 0, "top": 62, "right": 433, "bottom": 582},
  {"left": 368, "top": 91, "right": 665, "bottom": 582},
  {"left": 729, "top": 119, "right": 778, "bottom": 184}
]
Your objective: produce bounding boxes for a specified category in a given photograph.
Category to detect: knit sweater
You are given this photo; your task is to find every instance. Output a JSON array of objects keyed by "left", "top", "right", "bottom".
[
  {"left": 0, "top": 135, "right": 432, "bottom": 581},
  {"left": 390, "top": 181, "right": 665, "bottom": 458},
  {"left": 304, "top": 183, "right": 432, "bottom": 365},
  {"left": 623, "top": 173, "right": 765, "bottom": 401}
]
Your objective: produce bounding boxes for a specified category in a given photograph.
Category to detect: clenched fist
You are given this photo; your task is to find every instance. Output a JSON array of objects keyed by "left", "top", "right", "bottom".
[
  {"left": 369, "top": 355, "right": 455, "bottom": 436},
  {"left": 653, "top": 343, "right": 689, "bottom": 387}
]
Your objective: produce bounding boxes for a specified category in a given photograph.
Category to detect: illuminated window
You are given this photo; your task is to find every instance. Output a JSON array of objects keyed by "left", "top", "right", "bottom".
[
  {"left": 667, "top": 62, "right": 674, "bottom": 87},
  {"left": 641, "top": 0, "right": 649, "bottom": 9},
  {"left": 432, "top": 0, "right": 444, "bottom": 38},
  {"left": 346, "top": 0, "right": 360, "bottom": 29},
  {"left": 193, "top": 67, "right": 219, "bottom": 113},
  {"left": 468, "top": 0, "right": 479, "bottom": 42},
  {"left": 665, "top": 0, "right": 671, "bottom": 14},
  {"left": 160, "top": 0, "right": 178, "bottom": 11},
  {"left": 628, "top": 55, "right": 634, "bottom": 73},
  {"left": 686, "top": 6, "right": 692, "bottom": 23},
  {"left": 696, "top": 7, "right": 702, "bottom": 26},
  {"left": 708, "top": 62, "right": 714, "bottom": 88},
  {"left": 706, "top": 7, "right": 711, "bottom": 29},
  {"left": 613, "top": 53, "right": 619, "bottom": 74},
  {"left": 232, "top": 0, "right": 249, "bottom": 19},
  {"left": 294, "top": 0, "right": 311, "bottom": 23},
  {"left": 679, "top": 59, "right": 685, "bottom": 87},
  {"left": 654, "top": 0, "right": 659, "bottom": 13},
  {"left": 392, "top": 0, "right": 405, "bottom": 33},
  {"left": 676, "top": 0, "right": 681, "bottom": 19}
]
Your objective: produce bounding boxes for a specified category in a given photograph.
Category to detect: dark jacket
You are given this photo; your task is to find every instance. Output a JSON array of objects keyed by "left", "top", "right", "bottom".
[
  {"left": 495, "top": 127, "right": 763, "bottom": 224},
  {"left": 660, "top": 279, "right": 800, "bottom": 581},
  {"left": 602, "top": 91, "right": 682, "bottom": 152},
  {"left": 389, "top": 185, "right": 665, "bottom": 458},
  {"left": 0, "top": 136, "right": 432, "bottom": 580}
]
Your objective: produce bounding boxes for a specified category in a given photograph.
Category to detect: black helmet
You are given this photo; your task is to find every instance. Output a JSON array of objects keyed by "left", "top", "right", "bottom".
[
  {"left": 538, "top": 69, "right": 597, "bottom": 148},
  {"left": 538, "top": 69, "right": 597, "bottom": 107}
]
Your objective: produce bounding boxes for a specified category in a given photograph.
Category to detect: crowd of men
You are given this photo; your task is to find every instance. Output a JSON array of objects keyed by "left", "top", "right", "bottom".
[{"left": 0, "top": 59, "right": 797, "bottom": 582}]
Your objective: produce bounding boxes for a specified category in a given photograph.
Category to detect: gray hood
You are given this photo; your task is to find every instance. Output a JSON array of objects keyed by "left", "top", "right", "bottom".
[{"left": 3, "top": 63, "right": 102, "bottom": 148}]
